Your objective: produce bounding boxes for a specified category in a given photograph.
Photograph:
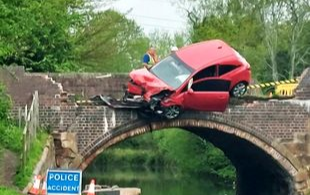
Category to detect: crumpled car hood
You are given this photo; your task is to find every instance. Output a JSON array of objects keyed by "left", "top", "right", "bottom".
[{"left": 129, "top": 68, "right": 173, "bottom": 99}]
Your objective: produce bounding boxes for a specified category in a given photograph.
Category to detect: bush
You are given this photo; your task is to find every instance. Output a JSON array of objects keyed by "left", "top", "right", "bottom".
[
  {"left": 0, "top": 122, "right": 23, "bottom": 153},
  {"left": 0, "top": 84, "right": 11, "bottom": 120},
  {"left": 0, "top": 186, "right": 21, "bottom": 195}
]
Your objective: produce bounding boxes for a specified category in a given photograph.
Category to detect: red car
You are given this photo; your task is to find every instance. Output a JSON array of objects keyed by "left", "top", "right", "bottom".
[{"left": 124, "top": 39, "right": 251, "bottom": 119}]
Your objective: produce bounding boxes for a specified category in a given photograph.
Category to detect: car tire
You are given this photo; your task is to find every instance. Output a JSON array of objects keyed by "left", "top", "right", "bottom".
[
  {"left": 230, "top": 82, "right": 248, "bottom": 97},
  {"left": 163, "top": 105, "right": 181, "bottom": 119}
]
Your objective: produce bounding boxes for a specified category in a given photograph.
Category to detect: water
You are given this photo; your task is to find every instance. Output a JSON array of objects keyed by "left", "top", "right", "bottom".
[{"left": 83, "top": 166, "right": 235, "bottom": 195}]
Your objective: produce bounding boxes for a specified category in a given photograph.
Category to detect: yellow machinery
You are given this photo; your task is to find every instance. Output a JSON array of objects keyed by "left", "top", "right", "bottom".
[
  {"left": 274, "top": 83, "right": 298, "bottom": 97},
  {"left": 247, "top": 78, "right": 299, "bottom": 97}
]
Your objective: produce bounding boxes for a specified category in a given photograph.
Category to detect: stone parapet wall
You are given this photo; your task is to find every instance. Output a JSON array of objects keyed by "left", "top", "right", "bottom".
[
  {"left": 38, "top": 105, "right": 137, "bottom": 152},
  {"left": 50, "top": 73, "right": 128, "bottom": 99},
  {"left": 1, "top": 66, "right": 310, "bottom": 107},
  {"left": 32, "top": 100, "right": 309, "bottom": 153},
  {"left": 225, "top": 100, "right": 310, "bottom": 140},
  {"left": 0, "top": 67, "right": 130, "bottom": 107},
  {"left": 296, "top": 68, "right": 310, "bottom": 100},
  {"left": 0, "top": 66, "right": 62, "bottom": 106}
]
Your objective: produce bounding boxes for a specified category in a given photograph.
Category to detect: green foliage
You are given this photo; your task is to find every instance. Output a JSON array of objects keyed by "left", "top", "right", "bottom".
[
  {"left": 0, "top": 84, "right": 20, "bottom": 152},
  {"left": 97, "top": 129, "right": 236, "bottom": 182},
  {"left": 0, "top": 186, "right": 21, "bottom": 195},
  {"left": 0, "top": 0, "right": 87, "bottom": 72},
  {"left": 154, "top": 129, "right": 235, "bottom": 181},
  {"left": 148, "top": 31, "right": 189, "bottom": 59},
  {"left": 93, "top": 148, "right": 164, "bottom": 168},
  {"left": 185, "top": 0, "right": 310, "bottom": 82},
  {"left": 75, "top": 10, "right": 149, "bottom": 72},
  {"left": 0, "top": 84, "right": 11, "bottom": 121},
  {"left": 188, "top": 3, "right": 265, "bottom": 80},
  {"left": 14, "top": 131, "right": 48, "bottom": 189},
  {"left": 0, "top": 122, "right": 22, "bottom": 153}
]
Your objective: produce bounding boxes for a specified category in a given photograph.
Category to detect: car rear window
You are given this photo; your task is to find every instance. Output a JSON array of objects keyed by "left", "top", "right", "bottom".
[{"left": 219, "top": 65, "right": 237, "bottom": 76}]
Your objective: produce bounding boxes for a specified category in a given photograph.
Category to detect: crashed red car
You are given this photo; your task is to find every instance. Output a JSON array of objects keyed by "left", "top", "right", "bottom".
[{"left": 124, "top": 39, "right": 251, "bottom": 119}]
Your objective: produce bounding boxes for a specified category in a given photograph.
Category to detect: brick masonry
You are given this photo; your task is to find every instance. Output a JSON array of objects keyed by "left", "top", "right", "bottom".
[
  {"left": 0, "top": 66, "right": 63, "bottom": 106},
  {"left": 296, "top": 68, "right": 310, "bottom": 100},
  {"left": 49, "top": 73, "right": 129, "bottom": 99},
  {"left": 1, "top": 67, "right": 310, "bottom": 194}
]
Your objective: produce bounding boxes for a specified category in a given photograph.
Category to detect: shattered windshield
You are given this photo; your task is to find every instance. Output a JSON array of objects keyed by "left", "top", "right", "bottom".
[{"left": 150, "top": 55, "right": 194, "bottom": 90}]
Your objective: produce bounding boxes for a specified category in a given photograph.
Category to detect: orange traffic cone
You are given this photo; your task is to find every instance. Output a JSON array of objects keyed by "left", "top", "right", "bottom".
[
  {"left": 29, "top": 175, "right": 41, "bottom": 195},
  {"left": 40, "top": 176, "right": 47, "bottom": 195},
  {"left": 87, "top": 179, "right": 96, "bottom": 195}
]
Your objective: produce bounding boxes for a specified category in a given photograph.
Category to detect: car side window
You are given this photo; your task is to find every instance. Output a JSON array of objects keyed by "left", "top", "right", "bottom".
[
  {"left": 193, "top": 65, "right": 217, "bottom": 81},
  {"left": 219, "top": 65, "right": 237, "bottom": 76},
  {"left": 192, "top": 79, "right": 230, "bottom": 92}
]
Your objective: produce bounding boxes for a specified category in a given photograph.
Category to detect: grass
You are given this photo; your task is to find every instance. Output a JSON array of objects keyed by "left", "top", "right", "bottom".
[
  {"left": 14, "top": 131, "right": 48, "bottom": 189},
  {"left": 0, "top": 145, "right": 4, "bottom": 185},
  {"left": 0, "top": 121, "right": 23, "bottom": 153},
  {"left": 0, "top": 123, "right": 22, "bottom": 195},
  {"left": 0, "top": 117, "right": 49, "bottom": 191},
  {"left": 0, "top": 186, "right": 21, "bottom": 195}
]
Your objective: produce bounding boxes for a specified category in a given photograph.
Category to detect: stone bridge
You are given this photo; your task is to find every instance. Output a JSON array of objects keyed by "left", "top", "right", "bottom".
[{"left": 1, "top": 66, "right": 310, "bottom": 195}]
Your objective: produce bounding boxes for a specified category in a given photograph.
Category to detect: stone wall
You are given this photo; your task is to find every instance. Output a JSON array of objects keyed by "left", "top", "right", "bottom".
[
  {"left": 1, "top": 66, "right": 310, "bottom": 194},
  {"left": 34, "top": 100, "right": 309, "bottom": 153},
  {"left": 1, "top": 66, "right": 308, "bottom": 149},
  {"left": 0, "top": 67, "right": 129, "bottom": 107},
  {"left": 0, "top": 66, "right": 62, "bottom": 106},
  {"left": 1, "top": 66, "right": 309, "bottom": 107},
  {"left": 296, "top": 68, "right": 310, "bottom": 100},
  {"left": 50, "top": 73, "right": 128, "bottom": 99}
]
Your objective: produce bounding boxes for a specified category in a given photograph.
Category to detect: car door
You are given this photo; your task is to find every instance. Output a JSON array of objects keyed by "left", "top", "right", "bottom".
[{"left": 182, "top": 79, "right": 230, "bottom": 112}]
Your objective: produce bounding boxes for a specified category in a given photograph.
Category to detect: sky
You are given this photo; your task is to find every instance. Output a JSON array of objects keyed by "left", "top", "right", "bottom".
[{"left": 98, "top": 0, "right": 188, "bottom": 35}]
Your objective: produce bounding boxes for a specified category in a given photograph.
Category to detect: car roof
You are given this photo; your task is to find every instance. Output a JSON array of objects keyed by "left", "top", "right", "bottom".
[{"left": 175, "top": 39, "right": 237, "bottom": 70}]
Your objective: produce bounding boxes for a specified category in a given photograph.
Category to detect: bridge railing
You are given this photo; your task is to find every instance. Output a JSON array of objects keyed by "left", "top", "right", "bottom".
[{"left": 21, "top": 90, "right": 40, "bottom": 169}]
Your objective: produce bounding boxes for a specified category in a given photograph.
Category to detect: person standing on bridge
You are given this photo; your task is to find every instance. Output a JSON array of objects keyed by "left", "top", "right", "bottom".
[{"left": 142, "top": 46, "right": 159, "bottom": 69}]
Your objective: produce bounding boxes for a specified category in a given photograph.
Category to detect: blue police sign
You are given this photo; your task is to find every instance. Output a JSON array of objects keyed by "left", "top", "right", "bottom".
[{"left": 46, "top": 169, "right": 82, "bottom": 195}]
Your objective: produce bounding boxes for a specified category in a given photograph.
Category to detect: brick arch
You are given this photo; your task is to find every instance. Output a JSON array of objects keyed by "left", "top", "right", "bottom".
[{"left": 78, "top": 117, "right": 301, "bottom": 179}]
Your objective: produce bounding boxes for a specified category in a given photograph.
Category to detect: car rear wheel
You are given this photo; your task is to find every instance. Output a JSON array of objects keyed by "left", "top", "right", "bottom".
[
  {"left": 163, "top": 105, "right": 181, "bottom": 119},
  {"left": 231, "top": 82, "right": 247, "bottom": 97}
]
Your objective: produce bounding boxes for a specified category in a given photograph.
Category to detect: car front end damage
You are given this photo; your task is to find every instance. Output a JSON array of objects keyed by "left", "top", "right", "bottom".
[{"left": 125, "top": 76, "right": 176, "bottom": 116}]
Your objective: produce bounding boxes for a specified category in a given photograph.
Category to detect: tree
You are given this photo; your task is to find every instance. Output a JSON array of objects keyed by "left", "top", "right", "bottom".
[
  {"left": 74, "top": 10, "right": 149, "bottom": 72},
  {"left": 147, "top": 30, "right": 190, "bottom": 60},
  {"left": 258, "top": 0, "right": 310, "bottom": 80},
  {"left": 179, "top": 0, "right": 310, "bottom": 82},
  {"left": 286, "top": 0, "right": 310, "bottom": 78},
  {"left": 259, "top": 0, "right": 284, "bottom": 81},
  {"left": 0, "top": 0, "right": 89, "bottom": 72},
  {"left": 154, "top": 129, "right": 235, "bottom": 181},
  {"left": 180, "top": 0, "right": 265, "bottom": 80}
]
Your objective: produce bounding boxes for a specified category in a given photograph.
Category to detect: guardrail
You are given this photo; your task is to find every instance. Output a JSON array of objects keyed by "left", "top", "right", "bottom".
[{"left": 21, "top": 91, "right": 40, "bottom": 169}]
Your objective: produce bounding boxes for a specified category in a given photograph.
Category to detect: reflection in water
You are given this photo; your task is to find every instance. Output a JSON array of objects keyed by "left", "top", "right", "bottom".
[{"left": 83, "top": 166, "right": 235, "bottom": 195}]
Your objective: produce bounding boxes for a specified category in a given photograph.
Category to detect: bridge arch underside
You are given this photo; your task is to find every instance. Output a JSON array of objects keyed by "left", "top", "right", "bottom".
[{"left": 80, "top": 119, "right": 301, "bottom": 195}]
